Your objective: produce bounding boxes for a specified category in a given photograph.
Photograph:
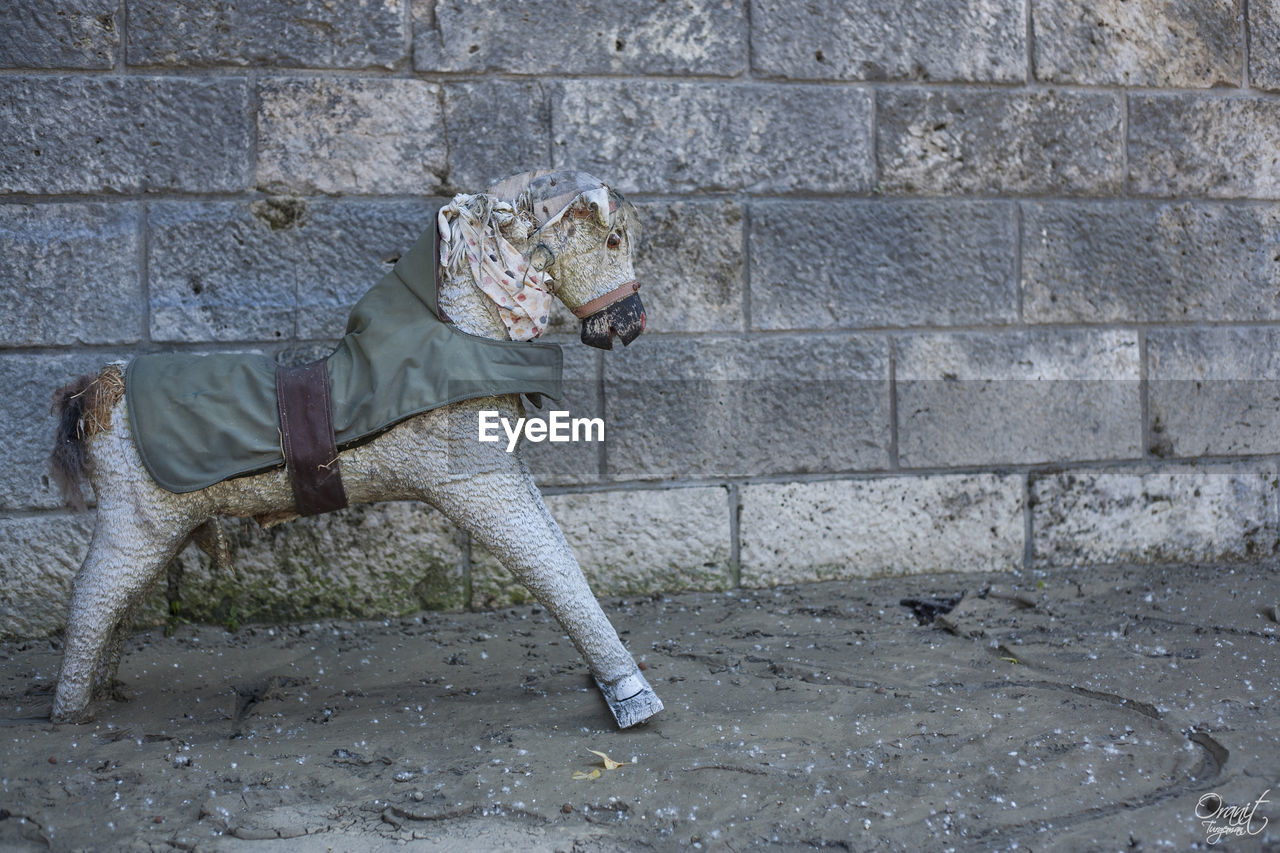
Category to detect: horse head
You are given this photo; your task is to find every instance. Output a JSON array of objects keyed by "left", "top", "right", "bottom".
[{"left": 487, "top": 170, "right": 646, "bottom": 350}]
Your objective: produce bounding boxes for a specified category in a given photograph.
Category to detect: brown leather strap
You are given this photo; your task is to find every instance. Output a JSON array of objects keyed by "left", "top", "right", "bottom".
[
  {"left": 276, "top": 361, "right": 348, "bottom": 516},
  {"left": 570, "top": 280, "right": 641, "bottom": 318}
]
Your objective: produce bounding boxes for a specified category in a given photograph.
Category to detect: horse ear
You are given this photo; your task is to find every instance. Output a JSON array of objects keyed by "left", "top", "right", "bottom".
[
  {"left": 517, "top": 171, "right": 612, "bottom": 229},
  {"left": 574, "top": 186, "right": 612, "bottom": 228},
  {"left": 553, "top": 188, "right": 611, "bottom": 230}
]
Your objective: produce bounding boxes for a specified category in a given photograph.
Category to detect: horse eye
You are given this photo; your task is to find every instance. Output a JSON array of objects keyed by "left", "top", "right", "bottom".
[{"left": 606, "top": 232, "right": 621, "bottom": 249}]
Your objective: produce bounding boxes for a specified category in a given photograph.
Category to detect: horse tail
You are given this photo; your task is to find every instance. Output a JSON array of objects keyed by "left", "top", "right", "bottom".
[{"left": 49, "top": 365, "right": 125, "bottom": 511}]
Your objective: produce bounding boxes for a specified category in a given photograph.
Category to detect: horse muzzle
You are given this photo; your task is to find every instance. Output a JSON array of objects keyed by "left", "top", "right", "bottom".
[{"left": 573, "top": 282, "right": 645, "bottom": 350}]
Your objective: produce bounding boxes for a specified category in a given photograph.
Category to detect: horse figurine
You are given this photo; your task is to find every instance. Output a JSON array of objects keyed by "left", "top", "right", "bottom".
[{"left": 46, "top": 169, "right": 662, "bottom": 729}]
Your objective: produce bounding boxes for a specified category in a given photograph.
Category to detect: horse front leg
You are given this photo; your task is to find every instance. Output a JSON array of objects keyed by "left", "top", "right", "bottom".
[{"left": 420, "top": 440, "right": 662, "bottom": 728}]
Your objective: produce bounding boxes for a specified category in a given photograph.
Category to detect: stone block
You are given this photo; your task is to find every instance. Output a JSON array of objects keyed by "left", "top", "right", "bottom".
[
  {"left": 0, "top": 203, "right": 141, "bottom": 346},
  {"left": 750, "top": 200, "right": 1016, "bottom": 330},
  {"left": 414, "top": 0, "right": 746, "bottom": 75},
  {"left": 877, "top": 89, "right": 1123, "bottom": 195},
  {"left": 1030, "top": 466, "right": 1279, "bottom": 567},
  {"left": 752, "top": 0, "right": 1025, "bottom": 82},
  {"left": 256, "top": 78, "right": 446, "bottom": 195},
  {"left": 0, "top": 76, "right": 251, "bottom": 194},
  {"left": 440, "top": 81, "right": 551, "bottom": 193},
  {"left": 294, "top": 202, "right": 440, "bottom": 339},
  {"left": 148, "top": 199, "right": 436, "bottom": 343},
  {"left": 897, "top": 330, "right": 1142, "bottom": 466},
  {"left": 739, "top": 474, "right": 1024, "bottom": 585},
  {"left": 0, "top": 514, "right": 94, "bottom": 638},
  {"left": 1033, "top": 0, "right": 1241, "bottom": 87},
  {"left": 1128, "top": 96, "right": 1280, "bottom": 199},
  {"left": 1023, "top": 202, "right": 1280, "bottom": 323},
  {"left": 0, "top": 0, "right": 117, "bottom": 68},
  {"left": 1148, "top": 328, "right": 1280, "bottom": 458},
  {"left": 519, "top": 346, "right": 602, "bottom": 487},
  {"left": 170, "top": 502, "right": 466, "bottom": 626},
  {"left": 634, "top": 201, "right": 746, "bottom": 333},
  {"left": 0, "top": 352, "right": 125, "bottom": 511},
  {"left": 148, "top": 204, "right": 291, "bottom": 341},
  {"left": 470, "top": 486, "right": 732, "bottom": 607},
  {"left": 127, "top": 0, "right": 406, "bottom": 69},
  {"left": 1253, "top": 2, "right": 1280, "bottom": 91},
  {"left": 603, "top": 334, "right": 890, "bottom": 479},
  {"left": 552, "top": 81, "right": 873, "bottom": 194}
]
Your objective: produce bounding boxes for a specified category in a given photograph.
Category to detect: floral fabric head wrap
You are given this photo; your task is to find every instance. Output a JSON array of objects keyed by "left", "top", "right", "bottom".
[{"left": 437, "top": 193, "right": 554, "bottom": 341}]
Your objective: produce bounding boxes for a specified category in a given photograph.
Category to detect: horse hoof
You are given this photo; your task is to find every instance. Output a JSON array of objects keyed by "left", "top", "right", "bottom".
[{"left": 595, "top": 671, "right": 663, "bottom": 729}]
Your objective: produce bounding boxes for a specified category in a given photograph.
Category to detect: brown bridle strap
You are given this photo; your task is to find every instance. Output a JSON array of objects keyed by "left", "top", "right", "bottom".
[{"left": 570, "top": 280, "right": 641, "bottom": 319}]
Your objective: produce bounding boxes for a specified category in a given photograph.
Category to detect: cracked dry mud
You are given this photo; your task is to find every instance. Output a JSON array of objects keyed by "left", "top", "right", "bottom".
[{"left": 0, "top": 562, "right": 1277, "bottom": 851}]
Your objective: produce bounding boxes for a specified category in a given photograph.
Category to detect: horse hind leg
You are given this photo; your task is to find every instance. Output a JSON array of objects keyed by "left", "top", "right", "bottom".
[
  {"left": 52, "top": 501, "right": 199, "bottom": 723},
  {"left": 83, "top": 516, "right": 232, "bottom": 707}
]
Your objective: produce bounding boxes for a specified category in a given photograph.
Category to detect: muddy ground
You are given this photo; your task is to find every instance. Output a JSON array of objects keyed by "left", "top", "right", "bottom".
[{"left": 1, "top": 562, "right": 1277, "bottom": 852}]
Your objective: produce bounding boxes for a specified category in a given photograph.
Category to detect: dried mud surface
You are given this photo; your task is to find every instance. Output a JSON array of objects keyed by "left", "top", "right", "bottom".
[{"left": 1, "top": 562, "right": 1277, "bottom": 851}]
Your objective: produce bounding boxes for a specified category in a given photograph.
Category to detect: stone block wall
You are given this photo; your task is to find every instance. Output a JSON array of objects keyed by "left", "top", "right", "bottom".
[{"left": 2, "top": 0, "right": 1277, "bottom": 636}]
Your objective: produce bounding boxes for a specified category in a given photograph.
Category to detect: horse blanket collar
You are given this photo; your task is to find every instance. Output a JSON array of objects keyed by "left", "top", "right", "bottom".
[{"left": 125, "top": 218, "right": 564, "bottom": 495}]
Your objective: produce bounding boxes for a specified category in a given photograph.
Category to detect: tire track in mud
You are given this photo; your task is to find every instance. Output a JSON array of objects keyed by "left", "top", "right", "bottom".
[
  {"left": 958, "top": 677, "right": 1230, "bottom": 844},
  {"left": 646, "top": 599, "right": 1234, "bottom": 846}
]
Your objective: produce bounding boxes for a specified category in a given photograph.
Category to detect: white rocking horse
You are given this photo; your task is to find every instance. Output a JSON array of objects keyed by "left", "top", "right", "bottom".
[{"left": 46, "top": 170, "right": 662, "bottom": 729}]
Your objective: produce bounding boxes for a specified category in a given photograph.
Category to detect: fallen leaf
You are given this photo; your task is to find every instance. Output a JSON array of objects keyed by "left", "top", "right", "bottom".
[
  {"left": 572, "top": 769, "right": 601, "bottom": 781},
  {"left": 588, "top": 749, "right": 631, "bottom": 770}
]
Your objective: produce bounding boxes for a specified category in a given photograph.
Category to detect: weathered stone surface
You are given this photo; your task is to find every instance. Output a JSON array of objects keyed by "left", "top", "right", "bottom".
[
  {"left": 1023, "top": 202, "right": 1280, "bottom": 323},
  {"left": 897, "top": 330, "right": 1141, "bottom": 466},
  {"left": 441, "top": 82, "right": 551, "bottom": 194},
  {"left": 0, "top": 0, "right": 117, "bottom": 68},
  {"left": 0, "top": 203, "right": 141, "bottom": 346},
  {"left": 257, "top": 78, "right": 446, "bottom": 196},
  {"left": 877, "top": 89, "right": 1123, "bottom": 195},
  {"left": 0, "top": 353, "right": 124, "bottom": 511},
  {"left": 1253, "top": 1, "right": 1280, "bottom": 91},
  {"left": 148, "top": 200, "right": 436, "bottom": 342},
  {"left": 1128, "top": 96, "right": 1280, "bottom": 199},
  {"left": 752, "top": 0, "right": 1025, "bottom": 82},
  {"left": 471, "top": 487, "right": 732, "bottom": 607},
  {"left": 295, "top": 201, "right": 440, "bottom": 339},
  {"left": 740, "top": 475, "right": 1024, "bottom": 585},
  {"left": 553, "top": 81, "right": 873, "bottom": 194},
  {"left": 414, "top": 0, "right": 746, "bottom": 75},
  {"left": 0, "top": 515, "right": 93, "bottom": 637},
  {"left": 603, "top": 334, "right": 890, "bottom": 479},
  {"left": 0, "top": 77, "right": 250, "bottom": 194},
  {"left": 1033, "top": 0, "right": 1241, "bottom": 87},
  {"left": 634, "top": 201, "right": 745, "bottom": 333},
  {"left": 1148, "top": 328, "right": 1280, "bottom": 458},
  {"left": 1030, "top": 466, "right": 1279, "bottom": 567},
  {"left": 750, "top": 200, "right": 1016, "bottom": 330},
  {"left": 519, "top": 347, "right": 602, "bottom": 487},
  {"left": 5, "top": 1, "right": 1280, "bottom": 624},
  {"left": 127, "top": 0, "right": 406, "bottom": 69},
  {"left": 171, "top": 502, "right": 466, "bottom": 626},
  {"left": 148, "top": 200, "right": 288, "bottom": 342}
]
